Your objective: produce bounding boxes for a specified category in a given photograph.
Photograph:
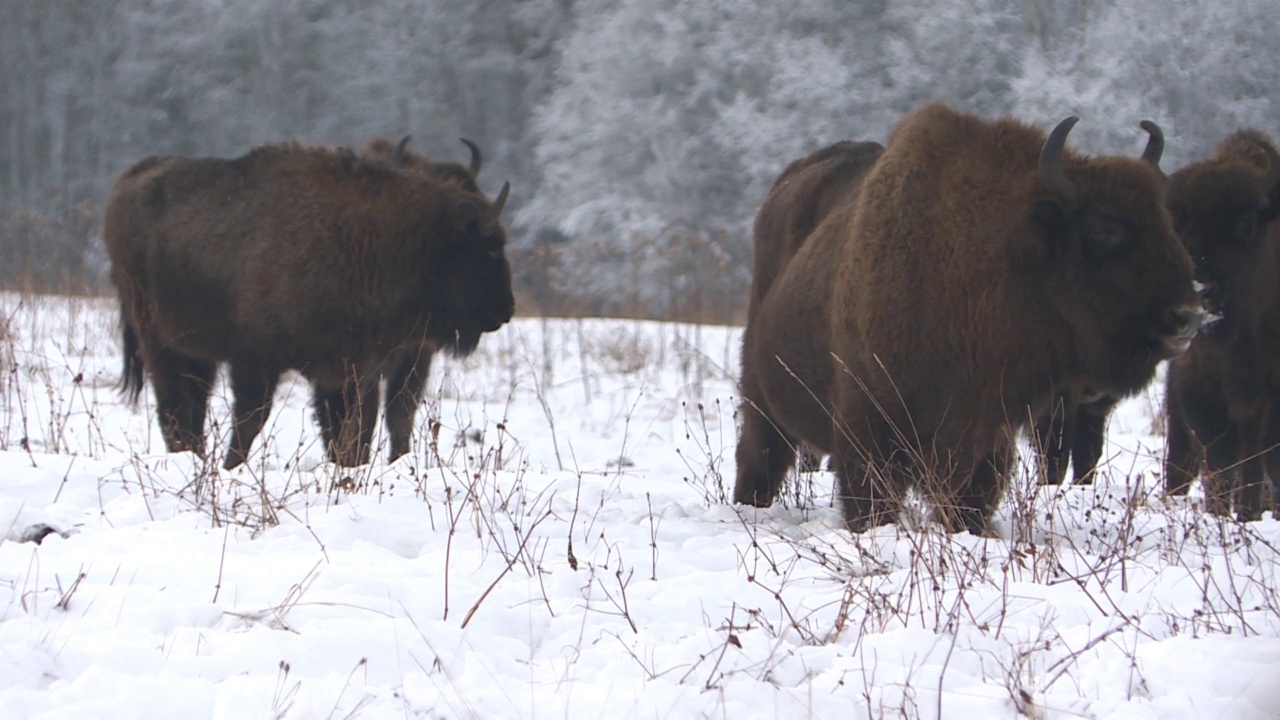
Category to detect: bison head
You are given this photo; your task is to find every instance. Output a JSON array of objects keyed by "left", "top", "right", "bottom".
[
  {"left": 1032, "top": 118, "right": 1204, "bottom": 397},
  {"left": 362, "top": 135, "right": 482, "bottom": 192},
  {"left": 426, "top": 181, "right": 516, "bottom": 355},
  {"left": 1166, "top": 131, "right": 1280, "bottom": 333}
]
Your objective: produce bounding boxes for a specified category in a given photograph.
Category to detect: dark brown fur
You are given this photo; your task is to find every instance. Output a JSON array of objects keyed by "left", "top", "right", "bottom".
[
  {"left": 1032, "top": 122, "right": 1167, "bottom": 487},
  {"left": 1031, "top": 391, "right": 1117, "bottom": 485},
  {"left": 105, "top": 142, "right": 515, "bottom": 469},
  {"left": 739, "top": 140, "right": 886, "bottom": 477},
  {"left": 736, "top": 103, "right": 1202, "bottom": 534},
  {"left": 1164, "top": 130, "right": 1280, "bottom": 520},
  {"left": 359, "top": 136, "right": 482, "bottom": 191},
  {"left": 756, "top": 142, "right": 1121, "bottom": 487},
  {"left": 354, "top": 136, "right": 487, "bottom": 462}
]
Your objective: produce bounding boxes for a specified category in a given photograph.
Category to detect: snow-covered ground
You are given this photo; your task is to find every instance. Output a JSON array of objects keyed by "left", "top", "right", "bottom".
[{"left": 1, "top": 292, "right": 1277, "bottom": 719}]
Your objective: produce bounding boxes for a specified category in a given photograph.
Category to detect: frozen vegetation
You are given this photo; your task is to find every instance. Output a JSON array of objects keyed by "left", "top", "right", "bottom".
[{"left": 1, "top": 293, "right": 1278, "bottom": 718}]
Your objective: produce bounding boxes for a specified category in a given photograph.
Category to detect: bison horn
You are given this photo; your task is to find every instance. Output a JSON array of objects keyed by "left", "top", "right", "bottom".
[
  {"left": 1260, "top": 138, "right": 1280, "bottom": 196},
  {"left": 491, "top": 181, "right": 510, "bottom": 218},
  {"left": 1039, "top": 116, "right": 1079, "bottom": 204},
  {"left": 460, "top": 138, "right": 482, "bottom": 177},
  {"left": 1139, "top": 120, "right": 1164, "bottom": 169},
  {"left": 393, "top": 135, "right": 412, "bottom": 167}
]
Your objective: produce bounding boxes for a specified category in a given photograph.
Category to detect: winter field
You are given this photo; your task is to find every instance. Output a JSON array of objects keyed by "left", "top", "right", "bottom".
[{"left": 0, "top": 291, "right": 1278, "bottom": 719}]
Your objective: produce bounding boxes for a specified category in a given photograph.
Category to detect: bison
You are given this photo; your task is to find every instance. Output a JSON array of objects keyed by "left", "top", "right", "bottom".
[
  {"left": 105, "top": 141, "right": 515, "bottom": 470},
  {"left": 1163, "top": 130, "right": 1280, "bottom": 521},
  {"left": 735, "top": 102, "right": 1203, "bottom": 534}
]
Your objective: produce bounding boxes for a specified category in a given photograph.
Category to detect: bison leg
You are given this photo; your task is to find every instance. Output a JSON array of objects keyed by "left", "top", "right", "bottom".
[
  {"left": 830, "top": 425, "right": 896, "bottom": 533},
  {"left": 832, "top": 458, "right": 896, "bottom": 534},
  {"left": 1069, "top": 403, "right": 1110, "bottom": 485},
  {"left": 733, "top": 399, "right": 799, "bottom": 507},
  {"left": 1235, "top": 448, "right": 1267, "bottom": 523},
  {"left": 1202, "top": 432, "right": 1243, "bottom": 517},
  {"left": 384, "top": 353, "right": 433, "bottom": 462},
  {"left": 313, "top": 386, "right": 343, "bottom": 461},
  {"left": 149, "top": 349, "right": 216, "bottom": 457},
  {"left": 1032, "top": 401, "right": 1071, "bottom": 486},
  {"left": 1163, "top": 406, "right": 1204, "bottom": 497},
  {"left": 222, "top": 363, "right": 279, "bottom": 470},
  {"left": 1264, "top": 446, "right": 1280, "bottom": 518},
  {"left": 351, "top": 379, "right": 380, "bottom": 465},
  {"left": 315, "top": 379, "right": 379, "bottom": 467},
  {"left": 948, "top": 448, "right": 1011, "bottom": 537}
]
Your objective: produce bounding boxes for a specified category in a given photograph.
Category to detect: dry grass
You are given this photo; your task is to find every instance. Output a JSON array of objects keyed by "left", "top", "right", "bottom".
[{"left": 3, "top": 288, "right": 1278, "bottom": 716}]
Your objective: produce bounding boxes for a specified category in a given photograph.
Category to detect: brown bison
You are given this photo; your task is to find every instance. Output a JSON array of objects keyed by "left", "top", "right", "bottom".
[
  {"left": 105, "top": 141, "right": 515, "bottom": 470},
  {"left": 1163, "top": 130, "right": 1280, "bottom": 520},
  {"left": 353, "top": 135, "right": 487, "bottom": 464},
  {"left": 735, "top": 103, "right": 1203, "bottom": 534}
]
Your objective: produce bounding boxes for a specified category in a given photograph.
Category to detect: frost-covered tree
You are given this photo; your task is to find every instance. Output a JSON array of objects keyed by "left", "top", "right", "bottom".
[
  {"left": 883, "top": 0, "right": 1027, "bottom": 118},
  {"left": 521, "top": 0, "right": 894, "bottom": 311},
  {"left": 1013, "top": 0, "right": 1280, "bottom": 167}
]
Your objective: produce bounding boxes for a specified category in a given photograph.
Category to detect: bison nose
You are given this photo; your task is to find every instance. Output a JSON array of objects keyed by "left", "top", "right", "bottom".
[
  {"left": 1157, "top": 302, "right": 1206, "bottom": 358},
  {"left": 483, "top": 300, "right": 514, "bottom": 332}
]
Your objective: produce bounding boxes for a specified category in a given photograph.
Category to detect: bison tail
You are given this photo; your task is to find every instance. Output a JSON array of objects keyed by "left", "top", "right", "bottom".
[{"left": 119, "top": 321, "right": 145, "bottom": 405}]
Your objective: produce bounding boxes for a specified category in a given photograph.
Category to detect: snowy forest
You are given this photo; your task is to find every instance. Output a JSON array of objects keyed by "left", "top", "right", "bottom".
[{"left": 2, "top": 0, "right": 1277, "bottom": 320}]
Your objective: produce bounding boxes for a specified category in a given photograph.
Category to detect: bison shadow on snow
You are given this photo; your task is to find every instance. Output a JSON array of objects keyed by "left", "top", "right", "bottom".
[{"left": 105, "top": 139, "right": 514, "bottom": 470}]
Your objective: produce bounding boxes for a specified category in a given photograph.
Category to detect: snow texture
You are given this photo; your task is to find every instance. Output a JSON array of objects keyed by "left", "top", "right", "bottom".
[{"left": 1, "top": 293, "right": 1278, "bottom": 718}]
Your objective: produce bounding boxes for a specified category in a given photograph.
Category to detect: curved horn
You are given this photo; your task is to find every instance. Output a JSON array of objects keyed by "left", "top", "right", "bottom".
[
  {"left": 1139, "top": 120, "right": 1164, "bottom": 169},
  {"left": 392, "top": 135, "right": 412, "bottom": 167},
  {"left": 459, "top": 138, "right": 482, "bottom": 177},
  {"left": 491, "top": 181, "right": 510, "bottom": 218},
  {"left": 1260, "top": 139, "right": 1280, "bottom": 196},
  {"left": 1039, "top": 116, "right": 1079, "bottom": 203}
]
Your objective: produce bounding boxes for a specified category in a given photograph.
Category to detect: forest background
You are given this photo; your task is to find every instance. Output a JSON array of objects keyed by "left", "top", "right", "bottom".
[{"left": 2, "top": 0, "right": 1275, "bottom": 322}]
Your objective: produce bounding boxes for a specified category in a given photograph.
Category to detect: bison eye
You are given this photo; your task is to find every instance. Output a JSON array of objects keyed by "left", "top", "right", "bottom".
[{"left": 1086, "top": 222, "right": 1128, "bottom": 254}]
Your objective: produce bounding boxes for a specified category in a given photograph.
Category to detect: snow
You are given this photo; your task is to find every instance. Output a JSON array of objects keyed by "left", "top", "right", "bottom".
[{"left": 1, "top": 293, "right": 1278, "bottom": 719}]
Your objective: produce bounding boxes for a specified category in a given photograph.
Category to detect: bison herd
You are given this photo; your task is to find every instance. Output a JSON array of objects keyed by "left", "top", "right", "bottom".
[{"left": 102, "top": 102, "right": 1280, "bottom": 533}]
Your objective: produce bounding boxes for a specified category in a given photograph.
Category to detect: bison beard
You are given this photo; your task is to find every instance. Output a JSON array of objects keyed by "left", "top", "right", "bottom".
[
  {"left": 735, "top": 103, "right": 1202, "bottom": 535},
  {"left": 1163, "top": 130, "right": 1280, "bottom": 521},
  {"left": 104, "top": 142, "right": 515, "bottom": 470}
]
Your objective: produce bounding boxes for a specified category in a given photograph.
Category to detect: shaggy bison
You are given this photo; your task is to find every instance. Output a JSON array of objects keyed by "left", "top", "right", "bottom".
[
  {"left": 1163, "top": 130, "right": 1280, "bottom": 520},
  {"left": 105, "top": 141, "right": 515, "bottom": 470},
  {"left": 735, "top": 103, "right": 1203, "bottom": 534}
]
